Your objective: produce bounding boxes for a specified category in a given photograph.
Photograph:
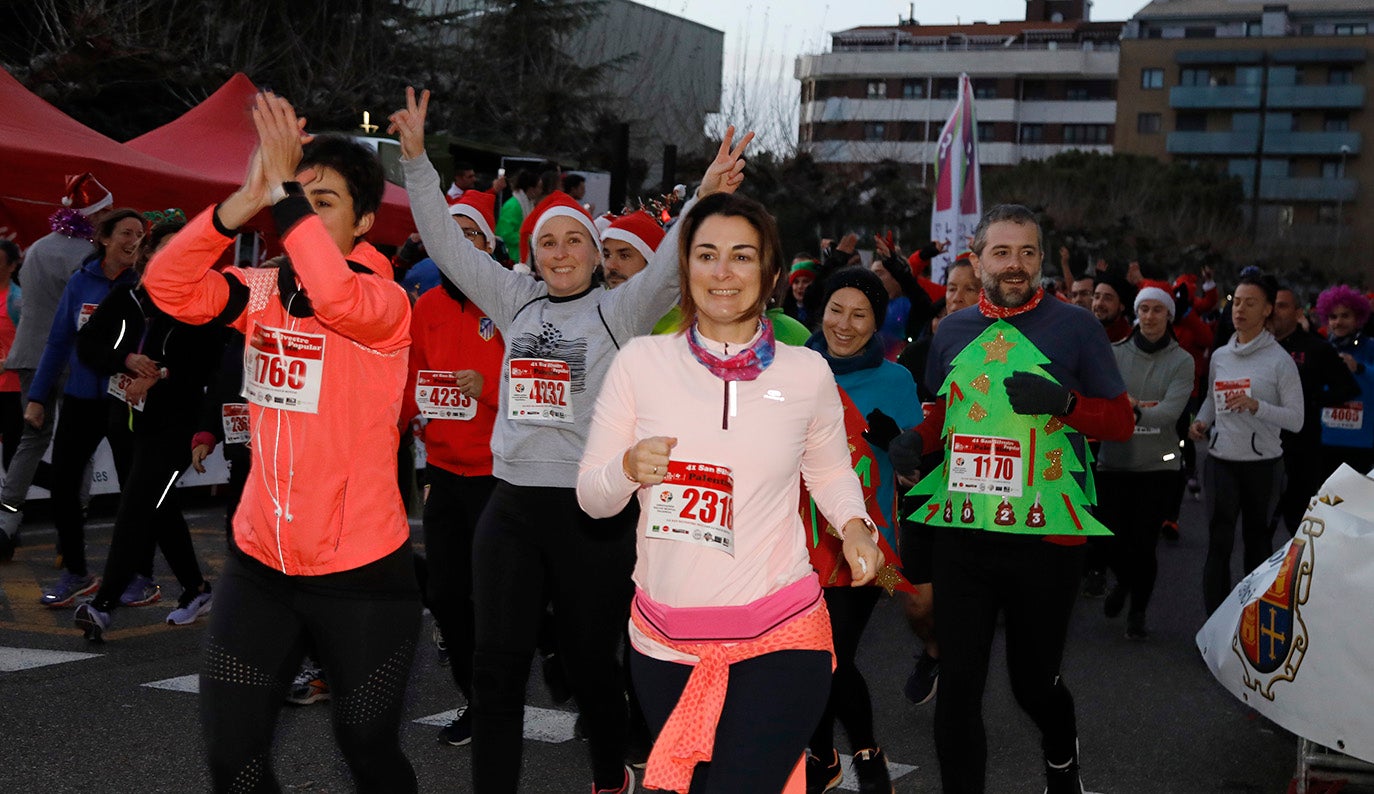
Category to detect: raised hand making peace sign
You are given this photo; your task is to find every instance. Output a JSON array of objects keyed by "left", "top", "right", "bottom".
[{"left": 696, "top": 125, "right": 755, "bottom": 198}]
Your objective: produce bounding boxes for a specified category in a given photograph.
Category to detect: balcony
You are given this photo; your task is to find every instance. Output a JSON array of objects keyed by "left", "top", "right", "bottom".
[
  {"left": 1170, "top": 85, "right": 1262, "bottom": 110},
  {"left": 1263, "top": 131, "right": 1362, "bottom": 156},
  {"left": 1167, "top": 131, "right": 1260, "bottom": 155},
  {"left": 1234, "top": 175, "right": 1359, "bottom": 202},
  {"left": 1266, "top": 84, "right": 1366, "bottom": 110}
]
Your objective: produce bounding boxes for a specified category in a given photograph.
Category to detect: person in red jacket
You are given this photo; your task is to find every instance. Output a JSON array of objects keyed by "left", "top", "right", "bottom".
[
  {"left": 402, "top": 188, "right": 505, "bottom": 747},
  {"left": 142, "top": 93, "right": 420, "bottom": 794}
]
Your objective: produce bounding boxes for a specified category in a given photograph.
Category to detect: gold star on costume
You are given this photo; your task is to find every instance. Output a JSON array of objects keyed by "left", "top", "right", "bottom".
[
  {"left": 968, "top": 402, "right": 989, "bottom": 422},
  {"left": 971, "top": 374, "right": 991, "bottom": 394},
  {"left": 875, "top": 564, "right": 903, "bottom": 596},
  {"left": 981, "top": 331, "right": 1016, "bottom": 363}
]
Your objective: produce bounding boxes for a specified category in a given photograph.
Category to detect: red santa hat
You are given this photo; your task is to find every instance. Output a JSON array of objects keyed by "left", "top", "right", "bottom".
[
  {"left": 1135, "top": 279, "right": 1176, "bottom": 321},
  {"left": 61, "top": 173, "right": 113, "bottom": 216},
  {"left": 600, "top": 211, "right": 664, "bottom": 262},
  {"left": 521, "top": 191, "right": 599, "bottom": 264},
  {"left": 447, "top": 190, "right": 497, "bottom": 252}
]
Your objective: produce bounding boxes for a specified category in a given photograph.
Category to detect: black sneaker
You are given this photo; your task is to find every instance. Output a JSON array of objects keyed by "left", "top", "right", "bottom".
[
  {"left": 903, "top": 651, "right": 940, "bottom": 705},
  {"left": 1043, "top": 754, "right": 1085, "bottom": 794},
  {"left": 1126, "top": 611, "right": 1149, "bottom": 640},
  {"left": 1081, "top": 568, "right": 1107, "bottom": 599},
  {"left": 805, "top": 748, "right": 841, "bottom": 793},
  {"left": 438, "top": 706, "right": 472, "bottom": 746},
  {"left": 1103, "top": 586, "right": 1127, "bottom": 619},
  {"left": 852, "top": 747, "right": 894, "bottom": 793}
]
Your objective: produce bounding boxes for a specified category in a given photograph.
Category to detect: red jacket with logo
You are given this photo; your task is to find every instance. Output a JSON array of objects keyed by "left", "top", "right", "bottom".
[
  {"left": 401, "top": 283, "right": 504, "bottom": 476},
  {"left": 143, "top": 207, "right": 412, "bottom": 576}
]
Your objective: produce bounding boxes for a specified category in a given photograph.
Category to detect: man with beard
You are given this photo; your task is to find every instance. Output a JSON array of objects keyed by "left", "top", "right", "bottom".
[
  {"left": 890, "top": 204, "right": 1133, "bottom": 793},
  {"left": 1092, "top": 275, "right": 1135, "bottom": 343}
]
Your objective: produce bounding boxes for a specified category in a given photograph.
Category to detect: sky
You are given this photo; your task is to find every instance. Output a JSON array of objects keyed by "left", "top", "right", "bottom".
[{"left": 631, "top": 0, "right": 1153, "bottom": 149}]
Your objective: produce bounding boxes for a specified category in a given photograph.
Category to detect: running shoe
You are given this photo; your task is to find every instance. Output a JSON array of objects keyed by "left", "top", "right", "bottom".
[
  {"left": 1081, "top": 568, "right": 1107, "bottom": 599},
  {"left": 1043, "top": 744, "right": 1085, "bottom": 794},
  {"left": 74, "top": 603, "right": 112, "bottom": 642},
  {"left": 904, "top": 651, "right": 940, "bottom": 706},
  {"left": 286, "top": 663, "right": 330, "bottom": 705},
  {"left": 806, "top": 748, "right": 842, "bottom": 793},
  {"left": 437, "top": 706, "right": 471, "bottom": 746},
  {"left": 1187, "top": 476, "right": 1202, "bottom": 501},
  {"left": 120, "top": 574, "right": 162, "bottom": 607},
  {"left": 592, "top": 765, "right": 635, "bottom": 794},
  {"left": 1126, "top": 611, "right": 1149, "bottom": 641},
  {"left": 433, "top": 622, "right": 449, "bottom": 667},
  {"left": 1103, "top": 586, "right": 1127, "bottom": 619},
  {"left": 852, "top": 747, "right": 894, "bottom": 794},
  {"left": 39, "top": 571, "right": 100, "bottom": 607},
  {"left": 167, "top": 588, "right": 212, "bottom": 625},
  {"left": 1161, "top": 520, "right": 1180, "bottom": 542}
]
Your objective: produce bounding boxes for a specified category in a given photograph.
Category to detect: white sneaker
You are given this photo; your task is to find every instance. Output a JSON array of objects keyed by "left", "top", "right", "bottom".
[{"left": 167, "top": 589, "right": 212, "bottom": 625}]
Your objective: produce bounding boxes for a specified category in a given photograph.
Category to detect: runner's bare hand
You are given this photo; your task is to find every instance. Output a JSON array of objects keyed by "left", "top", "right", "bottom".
[
  {"left": 697, "top": 126, "right": 755, "bottom": 198},
  {"left": 622, "top": 436, "right": 677, "bottom": 485},
  {"left": 454, "top": 369, "right": 483, "bottom": 400},
  {"left": 388, "top": 87, "right": 431, "bottom": 160},
  {"left": 252, "top": 92, "right": 310, "bottom": 185}
]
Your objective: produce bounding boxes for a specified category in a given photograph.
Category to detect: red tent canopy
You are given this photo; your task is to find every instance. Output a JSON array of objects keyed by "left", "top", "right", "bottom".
[
  {"left": 128, "top": 73, "right": 414, "bottom": 247},
  {"left": 0, "top": 67, "right": 226, "bottom": 247}
]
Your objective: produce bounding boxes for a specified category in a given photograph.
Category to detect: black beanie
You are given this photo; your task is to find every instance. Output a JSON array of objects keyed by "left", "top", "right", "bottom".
[
  {"left": 1095, "top": 273, "right": 1137, "bottom": 313},
  {"left": 821, "top": 267, "right": 889, "bottom": 328}
]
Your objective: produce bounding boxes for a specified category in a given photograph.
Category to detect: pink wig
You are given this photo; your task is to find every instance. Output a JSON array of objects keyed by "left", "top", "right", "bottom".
[{"left": 1316, "top": 284, "right": 1371, "bottom": 330}]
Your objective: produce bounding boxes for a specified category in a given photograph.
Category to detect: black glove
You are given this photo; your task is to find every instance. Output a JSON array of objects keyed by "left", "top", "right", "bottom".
[
  {"left": 1003, "top": 371, "right": 1073, "bottom": 416},
  {"left": 863, "top": 409, "right": 901, "bottom": 452},
  {"left": 887, "top": 429, "right": 923, "bottom": 479}
]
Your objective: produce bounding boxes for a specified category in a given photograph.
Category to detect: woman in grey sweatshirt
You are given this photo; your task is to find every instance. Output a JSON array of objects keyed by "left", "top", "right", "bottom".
[
  {"left": 391, "top": 87, "right": 752, "bottom": 794},
  {"left": 1189, "top": 274, "right": 1303, "bottom": 615},
  {"left": 1096, "top": 284, "right": 1195, "bottom": 638}
]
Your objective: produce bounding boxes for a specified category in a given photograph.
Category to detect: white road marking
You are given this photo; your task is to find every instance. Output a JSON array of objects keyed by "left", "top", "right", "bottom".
[
  {"left": 143, "top": 674, "right": 199, "bottom": 693},
  {"left": 837, "top": 753, "right": 919, "bottom": 790},
  {"left": 0, "top": 646, "right": 101, "bottom": 672},
  {"left": 414, "top": 705, "right": 578, "bottom": 743}
]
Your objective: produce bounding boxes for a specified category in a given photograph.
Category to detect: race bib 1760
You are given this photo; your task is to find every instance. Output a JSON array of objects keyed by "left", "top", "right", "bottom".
[
  {"left": 243, "top": 324, "right": 325, "bottom": 414},
  {"left": 646, "top": 460, "right": 735, "bottom": 556}
]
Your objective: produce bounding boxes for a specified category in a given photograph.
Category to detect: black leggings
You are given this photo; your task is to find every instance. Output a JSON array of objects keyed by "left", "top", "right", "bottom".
[
  {"left": 470, "top": 481, "right": 637, "bottom": 792},
  {"left": 200, "top": 545, "right": 421, "bottom": 794},
  {"left": 1097, "top": 469, "right": 1174, "bottom": 616},
  {"left": 422, "top": 465, "right": 496, "bottom": 700},
  {"left": 51, "top": 395, "right": 132, "bottom": 576},
  {"left": 809, "top": 585, "right": 881, "bottom": 755},
  {"left": 632, "top": 647, "right": 832, "bottom": 793},
  {"left": 1278, "top": 445, "right": 1324, "bottom": 535},
  {"left": 91, "top": 419, "right": 207, "bottom": 613},
  {"left": 932, "top": 528, "right": 1083, "bottom": 794},
  {"left": 1203, "top": 456, "right": 1283, "bottom": 615}
]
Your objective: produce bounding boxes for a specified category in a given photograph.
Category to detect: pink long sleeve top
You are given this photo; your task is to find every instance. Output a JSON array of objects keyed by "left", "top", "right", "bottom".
[{"left": 577, "top": 330, "right": 870, "bottom": 663}]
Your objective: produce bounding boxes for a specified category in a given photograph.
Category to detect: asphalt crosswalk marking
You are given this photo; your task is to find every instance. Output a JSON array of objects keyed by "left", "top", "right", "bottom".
[
  {"left": 414, "top": 706, "right": 578, "bottom": 743},
  {"left": 835, "top": 752, "right": 918, "bottom": 790},
  {"left": 143, "top": 674, "right": 199, "bottom": 692},
  {"left": 0, "top": 645, "right": 101, "bottom": 672}
]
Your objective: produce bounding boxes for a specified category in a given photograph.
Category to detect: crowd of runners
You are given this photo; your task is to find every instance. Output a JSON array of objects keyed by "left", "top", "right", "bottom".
[{"left": 0, "top": 87, "right": 1369, "bottom": 794}]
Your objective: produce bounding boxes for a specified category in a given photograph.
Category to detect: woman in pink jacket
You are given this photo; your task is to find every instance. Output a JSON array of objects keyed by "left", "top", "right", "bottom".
[{"left": 577, "top": 193, "right": 882, "bottom": 793}]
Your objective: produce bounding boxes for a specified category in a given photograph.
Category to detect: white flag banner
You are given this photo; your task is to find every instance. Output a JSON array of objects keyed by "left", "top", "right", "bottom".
[
  {"left": 929, "top": 73, "right": 982, "bottom": 285},
  {"left": 1197, "top": 464, "right": 1374, "bottom": 763}
]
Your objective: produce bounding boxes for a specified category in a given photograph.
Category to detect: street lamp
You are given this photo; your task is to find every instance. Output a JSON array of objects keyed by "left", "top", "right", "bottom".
[{"left": 1334, "top": 143, "right": 1351, "bottom": 255}]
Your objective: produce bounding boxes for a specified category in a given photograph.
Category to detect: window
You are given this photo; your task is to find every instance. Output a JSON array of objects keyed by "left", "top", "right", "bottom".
[
  {"left": 1137, "top": 113, "right": 1162, "bottom": 134},
  {"left": 1022, "top": 80, "right": 1048, "bottom": 100},
  {"left": 978, "top": 122, "right": 996, "bottom": 143},
  {"left": 1317, "top": 205, "right": 1340, "bottom": 225},
  {"left": 1066, "top": 85, "right": 1089, "bottom": 101},
  {"left": 1265, "top": 112, "right": 1297, "bottom": 132},
  {"left": 900, "top": 122, "right": 924, "bottom": 142},
  {"left": 973, "top": 80, "right": 998, "bottom": 99},
  {"left": 1322, "top": 160, "right": 1347, "bottom": 179},
  {"left": 1236, "top": 66, "right": 1263, "bottom": 86},
  {"left": 1063, "top": 125, "right": 1110, "bottom": 145},
  {"left": 1019, "top": 124, "right": 1044, "bottom": 144},
  {"left": 864, "top": 122, "right": 886, "bottom": 141},
  {"left": 936, "top": 80, "right": 959, "bottom": 99},
  {"left": 1175, "top": 112, "right": 1206, "bottom": 132},
  {"left": 1329, "top": 67, "right": 1354, "bottom": 85},
  {"left": 1268, "top": 66, "right": 1301, "bottom": 86},
  {"left": 902, "top": 79, "right": 926, "bottom": 99},
  {"left": 1180, "top": 68, "right": 1211, "bottom": 87},
  {"left": 1245, "top": 21, "right": 1263, "bottom": 37},
  {"left": 1141, "top": 68, "right": 1164, "bottom": 89},
  {"left": 1325, "top": 113, "right": 1350, "bottom": 132},
  {"left": 1260, "top": 158, "right": 1291, "bottom": 178},
  {"left": 1232, "top": 112, "right": 1259, "bottom": 131},
  {"left": 866, "top": 80, "right": 887, "bottom": 99},
  {"left": 1335, "top": 23, "right": 1368, "bottom": 35},
  {"left": 1184, "top": 26, "right": 1217, "bottom": 39}
]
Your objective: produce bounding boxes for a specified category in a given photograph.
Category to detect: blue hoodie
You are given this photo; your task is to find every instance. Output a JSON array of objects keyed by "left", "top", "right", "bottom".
[
  {"left": 29, "top": 255, "right": 138, "bottom": 406},
  {"left": 1322, "top": 333, "right": 1373, "bottom": 450}
]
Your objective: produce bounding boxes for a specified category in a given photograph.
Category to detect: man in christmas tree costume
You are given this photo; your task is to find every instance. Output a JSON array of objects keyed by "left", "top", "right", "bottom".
[{"left": 890, "top": 204, "right": 1133, "bottom": 794}]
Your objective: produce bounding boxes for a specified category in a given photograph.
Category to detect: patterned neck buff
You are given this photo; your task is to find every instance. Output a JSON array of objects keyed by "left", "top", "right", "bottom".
[{"left": 686, "top": 317, "right": 776, "bottom": 382}]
